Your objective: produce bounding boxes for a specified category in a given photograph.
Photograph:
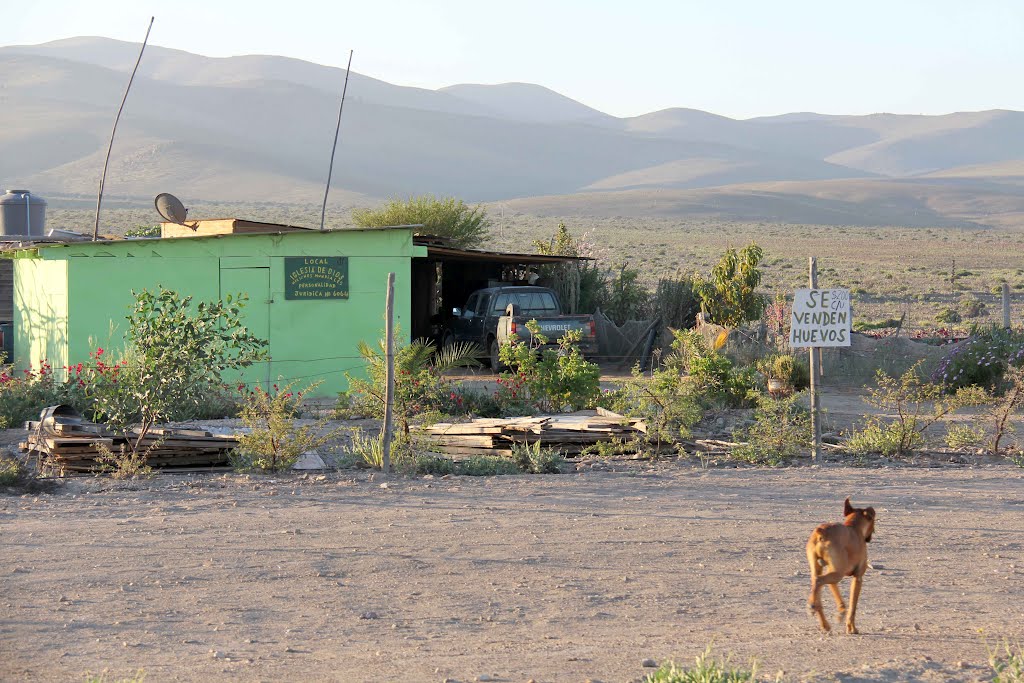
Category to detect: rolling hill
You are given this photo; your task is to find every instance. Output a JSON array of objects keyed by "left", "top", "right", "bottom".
[{"left": 3, "top": 37, "right": 1024, "bottom": 228}]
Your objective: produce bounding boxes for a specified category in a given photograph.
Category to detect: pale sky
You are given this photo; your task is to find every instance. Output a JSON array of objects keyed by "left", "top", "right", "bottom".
[{"left": 3, "top": 0, "right": 1024, "bottom": 119}]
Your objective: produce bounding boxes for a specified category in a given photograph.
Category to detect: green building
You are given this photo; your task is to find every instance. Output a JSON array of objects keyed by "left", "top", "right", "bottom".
[
  {"left": 8, "top": 224, "right": 420, "bottom": 395},
  {"left": 4, "top": 219, "right": 574, "bottom": 396}
]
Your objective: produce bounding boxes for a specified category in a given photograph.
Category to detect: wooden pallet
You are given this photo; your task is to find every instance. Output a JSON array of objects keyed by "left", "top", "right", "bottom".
[
  {"left": 21, "top": 420, "right": 238, "bottom": 473},
  {"left": 418, "top": 409, "right": 645, "bottom": 459}
]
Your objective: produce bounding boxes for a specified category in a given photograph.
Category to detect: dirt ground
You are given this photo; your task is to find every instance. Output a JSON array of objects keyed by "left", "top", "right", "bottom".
[{"left": 3, "top": 456, "right": 1023, "bottom": 683}]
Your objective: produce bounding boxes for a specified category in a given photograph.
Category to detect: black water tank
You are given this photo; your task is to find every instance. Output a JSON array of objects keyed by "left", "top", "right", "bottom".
[{"left": 0, "top": 189, "right": 47, "bottom": 237}]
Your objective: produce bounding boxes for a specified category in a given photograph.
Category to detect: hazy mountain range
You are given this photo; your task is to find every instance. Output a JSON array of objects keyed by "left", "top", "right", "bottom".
[{"left": 3, "top": 37, "right": 1024, "bottom": 228}]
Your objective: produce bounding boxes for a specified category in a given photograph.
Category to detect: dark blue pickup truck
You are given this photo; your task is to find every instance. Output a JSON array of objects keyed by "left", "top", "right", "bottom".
[{"left": 442, "top": 286, "right": 598, "bottom": 368}]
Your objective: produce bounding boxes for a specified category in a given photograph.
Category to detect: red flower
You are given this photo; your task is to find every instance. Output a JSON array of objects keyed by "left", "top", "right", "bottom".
[{"left": 95, "top": 347, "right": 104, "bottom": 356}]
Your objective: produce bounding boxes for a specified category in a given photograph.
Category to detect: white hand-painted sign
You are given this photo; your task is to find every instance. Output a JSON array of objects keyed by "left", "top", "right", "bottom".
[{"left": 789, "top": 288, "right": 852, "bottom": 348}]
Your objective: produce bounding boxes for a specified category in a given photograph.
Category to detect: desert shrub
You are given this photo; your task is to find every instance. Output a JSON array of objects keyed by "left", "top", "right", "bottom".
[
  {"left": 934, "top": 326, "right": 1024, "bottom": 391},
  {"left": 83, "top": 669, "right": 147, "bottom": 683},
  {"left": 498, "top": 324, "right": 600, "bottom": 412},
  {"left": 989, "top": 640, "right": 1024, "bottom": 683},
  {"left": 0, "top": 454, "right": 25, "bottom": 487},
  {"left": 983, "top": 365, "right": 1024, "bottom": 454},
  {"left": 344, "top": 335, "right": 480, "bottom": 431},
  {"left": 846, "top": 420, "right": 915, "bottom": 457},
  {"left": 944, "top": 423, "right": 985, "bottom": 449},
  {"left": 412, "top": 454, "right": 456, "bottom": 476},
  {"left": 935, "top": 307, "right": 962, "bottom": 324},
  {"left": 233, "top": 381, "right": 330, "bottom": 472},
  {"left": 509, "top": 439, "right": 566, "bottom": 473},
  {"left": 643, "top": 647, "right": 759, "bottom": 683},
  {"left": 692, "top": 243, "right": 769, "bottom": 328},
  {"left": 847, "top": 362, "right": 987, "bottom": 457},
  {"left": 960, "top": 296, "right": 987, "bottom": 318},
  {"left": 605, "top": 365, "right": 703, "bottom": 453},
  {"left": 732, "top": 393, "right": 810, "bottom": 465},
  {"left": 653, "top": 274, "right": 701, "bottom": 330},
  {"left": 454, "top": 455, "right": 521, "bottom": 476}
]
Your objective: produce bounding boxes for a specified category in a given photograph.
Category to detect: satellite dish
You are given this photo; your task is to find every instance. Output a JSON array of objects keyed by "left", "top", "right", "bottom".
[{"left": 154, "top": 193, "right": 189, "bottom": 225}]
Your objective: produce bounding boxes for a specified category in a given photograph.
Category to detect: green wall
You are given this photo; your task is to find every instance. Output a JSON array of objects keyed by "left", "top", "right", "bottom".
[{"left": 12, "top": 228, "right": 420, "bottom": 396}]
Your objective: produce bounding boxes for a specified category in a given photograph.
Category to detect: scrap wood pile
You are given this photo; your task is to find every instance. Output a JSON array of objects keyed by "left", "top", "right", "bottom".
[
  {"left": 418, "top": 408, "right": 647, "bottom": 458},
  {"left": 20, "top": 405, "right": 238, "bottom": 472}
]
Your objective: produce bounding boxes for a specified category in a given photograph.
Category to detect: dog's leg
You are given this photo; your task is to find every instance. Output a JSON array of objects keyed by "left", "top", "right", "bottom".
[
  {"left": 846, "top": 574, "right": 863, "bottom": 634},
  {"left": 828, "top": 582, "right": 847, "bottom": 614},
  {"left": 807, "top": 551, "right": 833, "bottom": 632}
]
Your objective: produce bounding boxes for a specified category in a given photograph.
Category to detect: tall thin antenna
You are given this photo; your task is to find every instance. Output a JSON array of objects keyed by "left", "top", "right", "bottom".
[
  {"left": 93, "top": 16, "right": 155, "bottom": 241},
  {"left": 320, "top": 49, "right": 354, "bottom": 232}
]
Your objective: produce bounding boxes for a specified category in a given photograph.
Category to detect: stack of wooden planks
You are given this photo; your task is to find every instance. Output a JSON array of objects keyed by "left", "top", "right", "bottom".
[
  {"left": 419, "top": 408, "right": 646, "bottom": 459},
  {"left": 21, "top": 417, "right": 239, "bottom": 473}
]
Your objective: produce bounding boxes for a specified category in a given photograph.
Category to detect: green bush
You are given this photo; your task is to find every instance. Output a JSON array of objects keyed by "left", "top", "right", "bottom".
[
  {"left": 454, "top": 455, "right": 521, "bottom": 476},
  {"left": 944, "top": 423, "right": 985, "bottom": 449},
  {"left": 935, "top": 307, "right": 962, "bottom": 324},
  {"left": 643, "top": 647, "right": 759, "bottom": 683},
  {"left": 498, "top": 324, "right": 600, "bottom": 412},
  {"left": 0, "top": 454, "right": 24, "bottom": 487},
  {"left": 668, "top": 329, "right": 757, "bottom": 408},
  {"left": 352, "top": 195, "right": 490, "bottom": 248},
  {"left": 732, "top": 393, "right": 810, "bottom": 465},
  {"left": 605, "top": 359, "right": 704, "bottom": 452},
  {"left": 89, "top": 288, "right": 267, "bottom": 430}
]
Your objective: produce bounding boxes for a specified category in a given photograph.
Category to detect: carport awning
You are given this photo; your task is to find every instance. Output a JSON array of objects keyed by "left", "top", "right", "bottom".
[{"left": 420, "top": 245, "right": 590, "bottom": 264}]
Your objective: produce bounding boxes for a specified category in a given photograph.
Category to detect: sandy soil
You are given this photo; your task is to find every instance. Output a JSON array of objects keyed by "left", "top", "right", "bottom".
[{"left": 3, "top": 458, "right": 1023, "bottom": 683}]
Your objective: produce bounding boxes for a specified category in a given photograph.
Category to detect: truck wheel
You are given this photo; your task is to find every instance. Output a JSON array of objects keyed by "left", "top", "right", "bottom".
[
  {"left": 441, "top": 331, "right": 455, "bottom": 349},
  {"left": 489, "top": 338, "right": 506, "bottom": 372}
]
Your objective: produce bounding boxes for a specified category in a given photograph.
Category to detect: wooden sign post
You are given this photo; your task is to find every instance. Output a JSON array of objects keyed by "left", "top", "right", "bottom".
[
  {"left": 382, "top": 272, "right": 396, "bottom": 474},
  {"left": 789, "top": 258, "right": 852, "bottom": 463}
]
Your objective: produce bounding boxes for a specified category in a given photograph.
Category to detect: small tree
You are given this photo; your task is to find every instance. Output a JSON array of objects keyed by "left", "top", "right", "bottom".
[
  {"left": 352, "top": 195, "right": 490, "bottom": 248},
  {"left": 234, "top": 381, "right": 330, "bottom": 471},
  {"left": 531, "top": 222, "right": 609, "bottom": 315},
  {"left": 693, "top": 243, "right": 769, "bottom": 327},
  {"left": 88, "top": 287, "right": 268, "bottom": 463}
]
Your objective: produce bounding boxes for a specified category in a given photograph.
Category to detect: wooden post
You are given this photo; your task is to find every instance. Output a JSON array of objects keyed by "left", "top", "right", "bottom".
[
  {"left": 382, "top": 272, "right": 396, "bottom": 474},
  {"left": 1003, "top": 283, "right": 1011, "bottom": 329},
  {"left": 808, "top": 257, "right": 823, "bottom": 463}
]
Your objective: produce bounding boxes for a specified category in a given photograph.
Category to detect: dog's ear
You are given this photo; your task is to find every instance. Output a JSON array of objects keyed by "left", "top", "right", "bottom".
[
  {"left": 844, "top": 498, "right": 854, "bottom": 516},
  {"left": 865, "top": 507, "right": 876, "bottom": 520}
]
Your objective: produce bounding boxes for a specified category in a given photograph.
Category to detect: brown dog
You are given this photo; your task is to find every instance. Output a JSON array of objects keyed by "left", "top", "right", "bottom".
[{"left": 806, "top": 497, "right": 876, "bottom": 634}]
